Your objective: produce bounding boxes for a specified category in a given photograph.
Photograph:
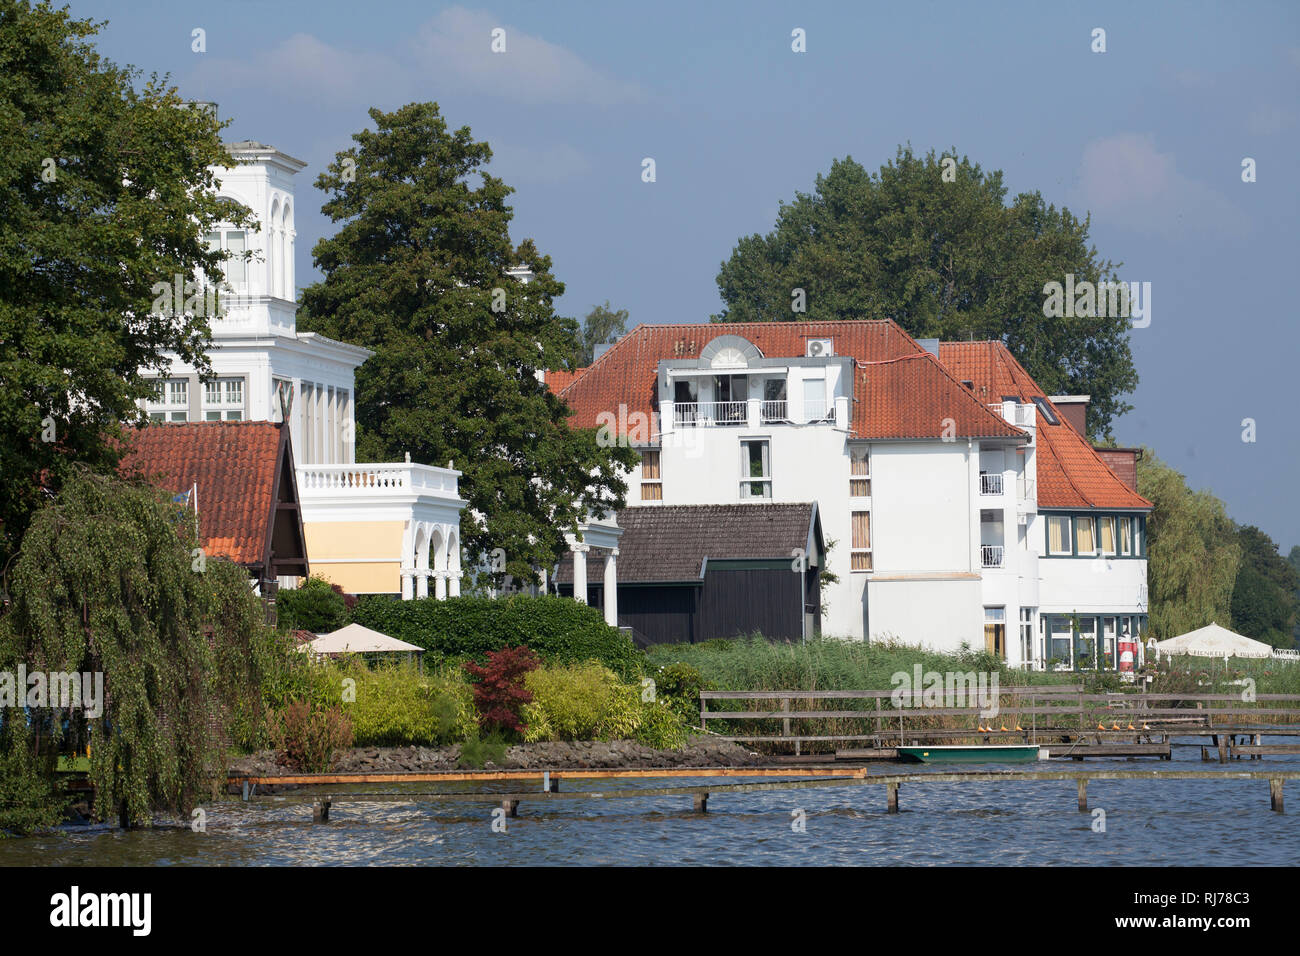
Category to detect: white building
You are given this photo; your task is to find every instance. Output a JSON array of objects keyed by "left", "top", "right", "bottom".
[
  {"left": 548, "top": 320, "right": 1152, "bottom": 670},
  {"left": 139, "top": 141, "right": 467, "bottom": 599}
]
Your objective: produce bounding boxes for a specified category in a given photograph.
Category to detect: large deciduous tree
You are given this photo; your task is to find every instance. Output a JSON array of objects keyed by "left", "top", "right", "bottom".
[
  {"left": 0, "top": 0, "right": 252, "bottom": 565},
  {"left": 715, "top": 146, "right": 1138, "bottom": 438},
  {"left": 298, "top": 103, "right": 635, "bottom": 582},
  {"left": 1229, "top": 526, "right": 1299, "bottom": 648},
  {"left": 1136, "top": 450, "right": 1241, "bottom": 639},
  {"left": 571, "top": 301, "right": 629, "bottom": 367}
]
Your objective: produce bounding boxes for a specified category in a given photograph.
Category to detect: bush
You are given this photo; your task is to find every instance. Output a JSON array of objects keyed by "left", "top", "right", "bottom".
[
  {"left": 352, "top": 594, "right": 643, "bottom": 679},
  {"left": 276, "top": 577, "right": 352, "bottom": 634},
  {"left": 344, "top": 661, "right": 476, "bottom": 747},
  {"left": 521, "top": 662, "right": 691, "bottom": 748},
  {"left": 464, "top": 646, "right": 539, "bottom": 736},
  {"left": 266, "top": 701, "right": 354, "bottom": 772},
  {"left": 457, "top": 731, "right": 509, "bottom": 769},
  {"left": 651, "top": 662, "right": 710, "bottom": 725}
]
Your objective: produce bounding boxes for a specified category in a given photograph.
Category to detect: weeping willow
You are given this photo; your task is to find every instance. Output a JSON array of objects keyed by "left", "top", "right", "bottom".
[{"left": 0, "top": 468, "right": 275, "bottom": 828}]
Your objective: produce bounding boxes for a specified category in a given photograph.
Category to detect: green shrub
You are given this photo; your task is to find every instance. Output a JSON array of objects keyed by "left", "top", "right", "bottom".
[
  {"left": 276, "top": 576, "right": 351, "bottom": 634},
  {"left": 457, "top": 731, "right": 509, "bottom": 769},
  {"left": 352, "top": 594, "right": 643, "bottom": 679},
  {"left": 265, "top": 701, "right": 354, "bottom": 772},
  {"left": 521, "top": 662, "right": 690, "bottom": 748},
  {"left": 344, "top": 661, "right": 476, "bottom": 747},
  {"left": 651, "top": 661, "right": 710, "bottom": 725}
]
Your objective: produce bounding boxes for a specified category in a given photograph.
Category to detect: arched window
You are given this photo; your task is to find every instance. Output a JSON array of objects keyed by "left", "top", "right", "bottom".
[
  {"left": 280, "top": 202, "right": 292, "bottom": 300},
  {"left": 268, "top": 197, "right": 280, "bottom": 298}
]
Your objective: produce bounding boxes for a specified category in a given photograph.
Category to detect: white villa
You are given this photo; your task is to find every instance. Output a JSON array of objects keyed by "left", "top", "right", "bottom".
[
  {"left": 138, "top": 141, "right": 467, "bottom": 599},
  {"left": 547, "top": 321, "right": 1153, "bottom": 670}
]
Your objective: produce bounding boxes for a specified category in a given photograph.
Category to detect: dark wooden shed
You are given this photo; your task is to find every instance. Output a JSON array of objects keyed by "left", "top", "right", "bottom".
[{"left": 556, "top": 502, "right": 824, "bottom": 645}]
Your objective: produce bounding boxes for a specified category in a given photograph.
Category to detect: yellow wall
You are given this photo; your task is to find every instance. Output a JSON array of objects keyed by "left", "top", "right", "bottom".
[{"left": 303, "top": 520, "right": 405, "bottom": 594}]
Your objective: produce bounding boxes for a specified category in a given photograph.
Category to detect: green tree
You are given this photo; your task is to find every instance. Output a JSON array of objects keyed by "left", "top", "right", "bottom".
[
  {"left": 0, "top": 469, "right": 274, "bottom": 826},
  {"left": 298, "top": 103, "right": 636, "bottom": 582},
  {"left": 1290, "top": 545, "right": 1300, "bottom": 646},
  {"left": 1136, "top": 450, "right": 1241, "bottom": 638},
  {"left": 714, "top": 146, "right": 1138, "bottom": 438},
  {"left": 0, "top": 1, "right": 255, "bottom": 565},
  {"left": 276, "top": 576, "right": 351, "bottom": 633},
  {"left": 1230, "top": 526, "right": 1299, "bottom": 648},
  {"left": 571, "top": 301, "right": 629, "bottom": 367}
]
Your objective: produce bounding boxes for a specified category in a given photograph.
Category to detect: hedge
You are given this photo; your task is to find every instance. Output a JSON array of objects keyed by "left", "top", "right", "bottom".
[{"left": 351, "top": 594, "right": 643, "bottom": 679}]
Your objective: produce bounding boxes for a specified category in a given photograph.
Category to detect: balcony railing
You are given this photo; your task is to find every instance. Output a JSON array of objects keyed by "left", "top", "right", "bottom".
[
  {"left": 669, "top": 398, "right": 845, "bottom": 428},
  {"left": 979, "top": 473, "right": 1004, "bottom": 495},
  {"left": 760, "top": 399, "right": 788, "bottom": 423},
  {"left": 981, "top": 545, "right": 1004, "bottom": 568},
  {"left": 297, "top": 461, "right": 460, "bottom": 498},
  {"left": 987, "top": 402, "right": 1036, "bottom": 427},
  {"left": 673, "top": 401, "right": 744, "bottom": 426}
]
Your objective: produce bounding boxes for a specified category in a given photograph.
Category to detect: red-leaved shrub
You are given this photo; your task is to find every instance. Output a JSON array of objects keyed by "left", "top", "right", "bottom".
[{"left": 464, "top": 646, "right": 540, "bottom": 735}]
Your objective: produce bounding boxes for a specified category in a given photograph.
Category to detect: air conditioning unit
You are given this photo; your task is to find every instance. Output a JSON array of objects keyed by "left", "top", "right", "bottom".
[{"left": 806, "top": 338, "right": 833, "bottom": 357}]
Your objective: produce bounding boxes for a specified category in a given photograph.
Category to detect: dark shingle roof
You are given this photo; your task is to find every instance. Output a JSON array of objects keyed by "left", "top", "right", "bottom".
[{"left": 557, "top": 503, "right": 819, "bottom": 584}]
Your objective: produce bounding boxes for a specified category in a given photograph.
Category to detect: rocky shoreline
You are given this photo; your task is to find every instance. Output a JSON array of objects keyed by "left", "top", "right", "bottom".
[{"left": 227, "top": 736, "right": 766, "bottom": 780}]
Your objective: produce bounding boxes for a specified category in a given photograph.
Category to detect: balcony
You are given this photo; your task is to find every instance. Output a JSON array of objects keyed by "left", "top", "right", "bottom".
[
  {"left": 979, "top": 473, "right": 1004, "bottom": 495},
  {"left": 669, "top": 398, "right": 845, "bottom": 429},
  {"left": 987, "top": 402, "right": 1036, "bottom": 428},
  {"left": 981, "top": 545, "right": 1005, "bottom": 568},
  {"left": 297, "top": 461, "right": 461, "bottom": 499}
]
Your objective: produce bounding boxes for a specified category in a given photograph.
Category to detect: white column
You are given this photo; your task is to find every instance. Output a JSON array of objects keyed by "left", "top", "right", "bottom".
[
  {"left": 572, "top": 544, "right": 589, "bottom": 604},
  {"left": 400, "top": 569, "right": 414, "bottom": 600},
  {"left": 448, "top": 573, "right": 460, "bottom": 597},
  {"left": 416, "top": 570, "right": 429, "bottom": 599},
  {"left": 435, "top": 571, "right": 448, "bottom": 600},
  {"left": 603, "top": 549, "right": 619, "bottom": 626}
]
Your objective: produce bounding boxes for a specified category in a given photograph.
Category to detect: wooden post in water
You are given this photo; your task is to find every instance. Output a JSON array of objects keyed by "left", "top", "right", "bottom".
[
  {"left": 1217, "top": 735, "right": 1228, "bottom": 765},
  {"left": 1077, "top": 779, "right": 1088, "bottom": 812},
  {"left": 693, "top": 793, "right": 709, "bottom": 814},
  {"left": 887, "top": 782, "right": 899, "bottom": 814},
  {"left": 313, "top": 799, "right": 330, "bottom": 823},
  {"left": 1270, "top": 778, "right": 1284, "bottom": 813},
  {"left": 501, "top": 799, "right": 519, "bottom": 817}
]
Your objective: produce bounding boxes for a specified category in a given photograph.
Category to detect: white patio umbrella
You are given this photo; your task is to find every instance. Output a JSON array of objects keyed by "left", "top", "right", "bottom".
[
  {"left": 1153, "top": 622, "right": 1274, "bottom": 661},
  {"left": 299, "top": 623, "right": 424, "bottom": 668}
]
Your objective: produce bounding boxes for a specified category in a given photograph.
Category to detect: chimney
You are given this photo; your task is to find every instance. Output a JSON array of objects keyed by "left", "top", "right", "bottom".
[{"left": 1047, "top": 395, "right": 1090, "bottom": 436}]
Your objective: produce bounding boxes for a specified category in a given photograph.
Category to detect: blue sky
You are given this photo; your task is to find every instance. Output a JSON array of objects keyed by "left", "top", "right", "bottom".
[{"left": 73, "top": 0, "right": 1300, "bottom": 551}]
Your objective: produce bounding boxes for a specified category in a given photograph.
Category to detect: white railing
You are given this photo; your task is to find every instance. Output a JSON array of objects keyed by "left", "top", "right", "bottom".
[
  {"left": 671, "top": 398, "right": 838, "bottom": 428},
  {"left": 1017, "top": 477, "right": 1036, "bottom": 500},
  {"left": 803, "top": 399, "right": 831, "bottom": 422},
  {"left": 987, "top": 402, "right": 1036, "bottom": 427},
  {"left": 981, "top": 545, "right": 1004, "bottom": 568},
  {"left": 980, "top": 473, "right": 1003, "bottom": 495},
  {"left": 297, "top": 461, "right": 460, "bottom": 498},
  {"left": 1273, "top": 648, "right": 1299, "bottom": 660},
  {"left": 672, "top": 401, "right": 745, "bottom": 426},
  {"left": 760, "top": 400, "right": 788, "bottom": 423}
]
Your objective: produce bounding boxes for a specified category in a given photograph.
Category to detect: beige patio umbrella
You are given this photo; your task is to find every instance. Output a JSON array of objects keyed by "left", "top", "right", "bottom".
[{"left": 300, "top": 623, "right": 424, "bottom": 668}]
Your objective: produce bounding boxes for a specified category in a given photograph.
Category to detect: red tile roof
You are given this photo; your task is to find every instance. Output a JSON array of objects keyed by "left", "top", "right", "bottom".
[
  {"left": 545, "top": 368, "right": 587, "bottom": 395},
  {"left": 553, "top": 320, "right": 1023, "bottom": 441},
  {"left": 938, "top": 342, "right": 1152, "bottom": 511},
  {"left": 117, "top": 421, "right": 306, "bottom": 570}
]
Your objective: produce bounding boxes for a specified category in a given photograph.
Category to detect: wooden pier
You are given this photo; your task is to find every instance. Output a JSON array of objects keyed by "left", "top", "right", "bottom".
[{"left": 229, "top": 767, "right": 1300, "bottom": 822}]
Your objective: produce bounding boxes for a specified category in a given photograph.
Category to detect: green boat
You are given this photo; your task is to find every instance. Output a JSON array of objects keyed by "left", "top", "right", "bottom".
[{"left": 897, "top": 744, "right": 1044, "bottom": 764}]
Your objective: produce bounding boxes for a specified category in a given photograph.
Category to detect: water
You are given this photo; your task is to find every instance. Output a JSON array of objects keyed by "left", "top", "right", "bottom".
[{"left": 4, "top": 740, "right": 1298, "bottom": 866}]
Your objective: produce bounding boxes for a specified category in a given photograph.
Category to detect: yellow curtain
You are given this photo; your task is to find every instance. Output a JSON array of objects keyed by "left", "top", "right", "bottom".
[
  {"left": 1048, "top": 516, "right": 1067, "bottom": 554},
  {"left": 1100, "top": 517, "right": 1115, "bottom": 554},
  {"left": 1077, "top": 518, "right": 1095, "bottom": 553}
]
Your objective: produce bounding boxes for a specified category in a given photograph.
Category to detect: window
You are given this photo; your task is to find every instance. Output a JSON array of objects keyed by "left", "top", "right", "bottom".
[
  {"left": 803, "top": 377, "right": 828, "bottom": 422},
  {"left": 1047, "top": 515, "right": 1071, "bottom": 555},
  {"left": 1076, "top": 617, "right": 1098, "bottom": 669},
  {"left": 145, "top": 377, "right": 189, "bottom": 422},
  {"left": 201, "top": 377, "right": 244, "bottom": 421},
  {"left": 713, "top": 374, "right": 747, "bottom": 424},
  {"left": 1020, "top": 608, "right": 1035, "bottom": 667},
  {"left": 1075, "top": 516, "right": 1096, "bottom": 555},
  {"left": 273, "top": 377, "right": 294, "bottom": 423},
  {"left": 1049, "top": 618, "right": 1073, "bottom": 670},
  {"left": 761, "top": 378, "right": 788, "bottom": 423},
  {"left": 1098, "top": 516, "right": 1116, "bottom": 556},
  {"left": 851, "top": 511, "right": 872, "bottom": 570},
  {"left": 739, "top": 439, "right": 771, "bottom": 499},
  {"left": 640, "top": 449, "right": 662, "bottom": 501},
  {"left": 1102, "top": 617, "right": 1117, "bottom": 670},
  {"left": 849, "top": 446, "right": 871, "bottom": 496},
  {"left": 984, "top": 607, "right": 1006, "bottom": 658},
  {"left": 1119, "top": 517, "right": 1133, "bottom": 556}
]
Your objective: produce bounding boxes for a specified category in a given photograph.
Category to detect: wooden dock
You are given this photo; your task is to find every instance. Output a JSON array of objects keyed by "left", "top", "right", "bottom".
[{"left": 228, "top": 767, "right": 1300, "bottom": 821}]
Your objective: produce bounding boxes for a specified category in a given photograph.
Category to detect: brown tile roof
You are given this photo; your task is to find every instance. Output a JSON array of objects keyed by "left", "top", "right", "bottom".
[
  {"left": 938, "top": 341, "right": 1152, "bottom": 511},
  {"left": 553, "top": 320, "right": 1023, "bottom": 441},
  {"left": 556, "top": 502, "right": 820, "bottom": 584},
  {"left": 117, "top": 421, "right": 304, "bottom": 570}
]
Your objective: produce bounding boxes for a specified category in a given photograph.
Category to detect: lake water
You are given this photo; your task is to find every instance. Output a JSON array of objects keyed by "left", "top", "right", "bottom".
[{"left": 4, "top": 739, "right": 1298, "bottom": 866}]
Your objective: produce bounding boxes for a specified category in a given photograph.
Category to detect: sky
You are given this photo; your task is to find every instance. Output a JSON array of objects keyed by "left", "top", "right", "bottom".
[{"left": 68, "top": 0, "right": 1300, "bottom": 552}]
